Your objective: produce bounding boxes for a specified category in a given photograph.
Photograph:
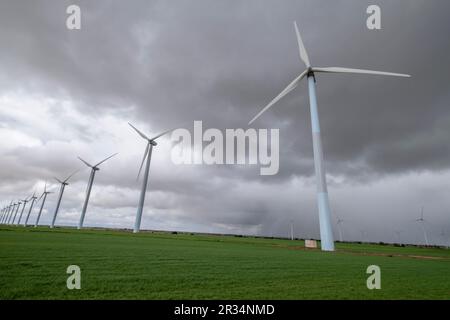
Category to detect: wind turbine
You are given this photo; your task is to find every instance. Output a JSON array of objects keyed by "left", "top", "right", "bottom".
[
  {"left": 11, "top": 201, "right": 22, "bottom": 224},
  {"left": 35, "top": 182, "right": 53, "bottom": 227},
  {"left": 77, "top": 153, "right": 118, "bottom": 229},
  {"left": 359, "top": 230, "right": 368, "bottom": 242},
  {"left": 0, "top": 206, "right": 5, "bottom": 224},
  {"left": 439, "top": 229, "right": 448, "bottom": 248},
  {"left": 50, "top": 170, "right": 78, "bottom": 228},
  {"left": 6, "top": 203, "right": 16, "bottom": 224},
  {"left": 416, "top": 206, "right": 429, "bottom": 246},
  {"left": 23, "top": 192, "right": 38, "bottom": 227},
  {"left": 128, "top": 122, "right": 175, "bottom": 233},
  {"left": 0, "top": 205, "right": 4, "bottom": 223},
  {"left": 6, "top": 201, "right": 17, "bottom": 224},
  {"left": 394, "top": 230, "right": 403, "bottom": 244},
  {"left": 5, "top": 202, "right": 13, "bottom": 224},
  {"left": 289, "top": 220, "right": 294, "bottom": 240},
  {"left": 0, "top": 203, "right": 8, "bottom": 223},
  {"left": 248, "top": 22, "right": 410, "bottom": 251},
  {"left": 336, "top": 217, "right": 344, "bottom": 242},
  {"left": 16, "top": 197, "right": 30, "bottom": 225}
]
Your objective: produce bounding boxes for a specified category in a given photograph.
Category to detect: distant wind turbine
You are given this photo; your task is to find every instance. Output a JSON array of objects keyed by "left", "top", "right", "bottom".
[
  {"left": 35, "top": 182, "right": 53, "bottom": 227},
  {"left": 359, "top": 230, "right": 368, "bottom": 242},
  {"left": 1, "top": 207, "right": 5, "bottom": 224},
  {"left": 394, "top": 230, "right": 403, "bottom": 244},
  {"left": 439, "top": 229, "right": 449, "bottom": 248},
  {"left": 12, "top": 201, "right": 22, "bottom": 225},
  {"left": 128, "top": 123, "right": 176, "bottom": 233},
  {"left": 416, "top": 206, "right": 429, "bottom": 246},
  {"left": 16, "top": 197, "right": 30, "bottom": 225},
  {"left": 248, "top": 22, "right": 410, "bottom": 251},
  {"left": 290, "top": 220, "right": 294, "bottom": 240},
  {"left": 6, "top": 202, "right": 13, "bottom": 224},
  {"left": 50, "top": 170, "right": 78, "bottom": 228},
  {"left": 0, "top": 202, "right": 10, "bottom": 223},
  {"left": 7, "top": 202, "right": 16, "bottom": 224},
  {"left": 77, "top": 153, "right": 118, "bottom": 229},
  {"left": 23, "top": 192, "right": 38, "bottom": 227},
  {"left": 0, "top": 206, "right": 5, "bottom": 224}
]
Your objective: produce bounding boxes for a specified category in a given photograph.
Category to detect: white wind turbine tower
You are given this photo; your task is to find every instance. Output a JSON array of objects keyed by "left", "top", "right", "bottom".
[
  {"left": 12, "top": 200, "right": 23, "bottom": 225},
  {"left": 17, "top": 196, "right": 31, "bottom": 225},
  {"left": 336, "top": 217, "right": 344, "bottom": 242},
  {"left": 50, "top": 170, "right": 78, "bottom": 228},
  {"left": 23, "top": 192, "right": 38, "bottom": 227},
  {"left": 7, "top": 203, "right": 18, "bottom": 224},
  {"left": 5, "top": 201, "right": 14, "bottom": 224},
  {"left": 359, "top": 230, "right": 368, "bottom": 242},
  {"left": 77, "top": 153, "right": 118, "bottom": 229},
  {"left": 128, "top": 123, "right": 176, "bottom": 233},
  {"left": 439, "top": 229, "right": 449, "bottom": 248},
  {"left": 1, "top": 204, "right": 6, "bottom": 223},
  {"left": 1, "top": 205, "right": 6, "bottom": 224},
  {"left": 6, "top": 203, "right": 17, "bottom": 224},
  {"left": 35, "top": 182, "right": 53, "bottom": 227},
  {"left": 394, "top": 230, "right": 403, "bottom": 244},
  {"left": 289, "top": 220, "right": 294, "bottom": 240},
  {"left": 248, "top": 22, "right": 410, "bottom": 251},
  {"left": 416, "top": 206, "right": 429, "bottom": 246},
  {"left": 0, "top": 202, "right": 9, "bottom": 223}
]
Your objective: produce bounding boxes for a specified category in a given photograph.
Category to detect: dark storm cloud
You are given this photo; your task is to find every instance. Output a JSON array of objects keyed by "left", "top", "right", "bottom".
[
  {"left": 0, "top": 0, "right": 449, "bottom": 244},
  {"left": 2, "top": 0, "right": 450, "bottom": 177}
]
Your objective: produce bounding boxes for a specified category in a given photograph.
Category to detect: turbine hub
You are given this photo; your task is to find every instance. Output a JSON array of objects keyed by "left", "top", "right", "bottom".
[{"left": 150, "top": 140, "right": 157, "bottom": 146}]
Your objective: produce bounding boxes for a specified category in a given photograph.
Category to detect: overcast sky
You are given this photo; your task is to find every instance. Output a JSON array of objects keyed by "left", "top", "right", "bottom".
[{"left": 1, "top": 0, "right": 449, "bottom": 245}]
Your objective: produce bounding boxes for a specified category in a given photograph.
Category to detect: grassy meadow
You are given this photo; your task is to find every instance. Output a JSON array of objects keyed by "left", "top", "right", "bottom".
[{"left": 0, "top": 226, "right": 449, "bottom": 299}]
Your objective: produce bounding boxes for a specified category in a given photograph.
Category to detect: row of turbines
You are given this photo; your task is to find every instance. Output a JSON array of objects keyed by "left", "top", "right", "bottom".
[
  {"left": 0, "top": 123, "right": 173, "bottom": 233},
  {"left": 287, "top": 208, "right": 449, "bottom": 246},
  {"left": 0, "top": 21, "right": 433, "bottom": 251}
]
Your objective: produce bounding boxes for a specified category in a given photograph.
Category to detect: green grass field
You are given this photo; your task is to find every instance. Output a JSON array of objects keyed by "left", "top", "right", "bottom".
[{"left": 0, "top": 226, "right": 449, "bottom": 299}]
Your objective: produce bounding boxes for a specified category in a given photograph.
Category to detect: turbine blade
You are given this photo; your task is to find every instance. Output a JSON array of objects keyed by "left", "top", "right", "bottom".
[
  {"left": 137, "top": 143, "right": 150, "bottom": 180},
  {"left": 54, "top": 177, "right": 63, "bottom": 184},
  {"left": 128, "top": 122, "right": 150, "bottom": 140},
  {"left": 78, "top": 157, "right": 93, "bottom": 168},
  {"left": 294, "top": 21, "right": 310, "bottom": 67},
  {"left": 312, "top": 67, "right": 411, "bottom": 78},
  {"left": 64, "top": 169, "right": 79, "bottom": 183},
  {"left": 248, "top": 70, "right": 308, "bottom": 125},
  {"left": 150, "top": 128, "right": 177, "bottom": 141},
  {"left": 94, "top": 152, "right": 119, "bottom": 167},
  {"left": 38, "top": 192, "right": 45, "bottom": 201}
]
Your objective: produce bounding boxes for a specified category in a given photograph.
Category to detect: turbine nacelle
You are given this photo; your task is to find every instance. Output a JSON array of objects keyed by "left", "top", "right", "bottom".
[
  {"left": 78, "top": 153, "right": 118, "bottom": 172},
  {"left": 128, "top": 122, "right": 176, "bottom": 181},
  {"left": 54, "top": 169, "right": 79, "bottom": 186}
]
